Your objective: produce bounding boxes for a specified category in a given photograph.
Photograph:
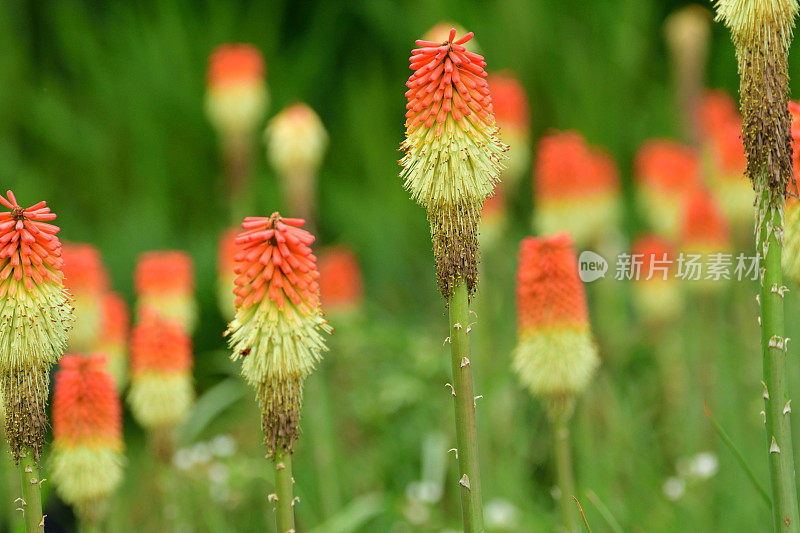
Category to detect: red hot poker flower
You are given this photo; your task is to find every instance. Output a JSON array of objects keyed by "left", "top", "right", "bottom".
[
  {"left": 53, "top": 354, "right": 122, "bottom": 449},
  {"left": 233, "top": 213, "right": 320, "bottom": 313},
  {"left": 318, "top": 246, "right": 363, "bottom": 314},
  {"left": 208, "top": 44, "right": 265, "bottom": 87},
  {"left": 0, "top": 190, "right": 64, "bottom": 294}
]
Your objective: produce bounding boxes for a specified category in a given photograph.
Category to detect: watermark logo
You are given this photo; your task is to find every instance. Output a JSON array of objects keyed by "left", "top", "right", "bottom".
[{"left": 578, "top": 250, "right": 608, "bottom": 283}]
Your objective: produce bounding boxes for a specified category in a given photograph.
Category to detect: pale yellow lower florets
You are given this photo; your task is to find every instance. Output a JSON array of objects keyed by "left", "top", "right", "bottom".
[
  {"left": 513, "top": 325, "right": 600, "bottom": 399},
  {"left": 638, "top": 188, "right": 682, "bottom": 239},
  {"left": 50, "top": 445, "right": 124, "bottom": 507},
  {"left": 227, "top": 299, "right": 330, "bottom": 389},
  {"left": 0, "top": 280, "right": 74, "bottom": 372},
  {"left": 400, "top": 116, "right": 507, "bottom": 210},
  {"left": 128, "top": 372, "right": 194, "bottom": 429}
]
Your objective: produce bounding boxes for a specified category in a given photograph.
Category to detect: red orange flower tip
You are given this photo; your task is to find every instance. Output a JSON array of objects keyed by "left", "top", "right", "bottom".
[{"left": 207, "top": 44, "right": 265, "bottom": 86}]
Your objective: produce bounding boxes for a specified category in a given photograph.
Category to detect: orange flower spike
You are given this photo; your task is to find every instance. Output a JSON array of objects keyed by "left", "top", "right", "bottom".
[
  {"left": 318, "top": 246, "right": 364, "bottom": 315},
  {"left": 0, "top": 190, "right": 74, "bottom": 461},
  {"left": 205, "top": 44, "right": 269, "bottom": 140},
  {"left": 98, "top": 292, "right": 129, "bottom": 387},
  {"left": 127, "top": 314, "right": 194, "bottom": 430},
  {"left": 62, "top": 243, "right": 109, "bottom": 352},
  {"left": 533, "top": 132, "right": 620, "bottom": 246},
  {"left": 635, "top": 140, "right": 701, "bottom": 237},
  {"left": 226, "top": 212, "right": 330, "bottom": 456},
  {"left": 681, "top": 188, "right": 731, "bottom": 251},
  {"left": 134, "top": 251, "right": 197, "bottom": 333},
  {"left": 512, "top": 233, "right": 599, "bottom": 406},
  {"left": 400, "top": 28, "right": 507, "bottom": 297},
  {"left": 51, "top": 353, "right": 124, "bottom": 519},
  {"left": 53, "top": 354, "right": 122, "bottom": 449}
]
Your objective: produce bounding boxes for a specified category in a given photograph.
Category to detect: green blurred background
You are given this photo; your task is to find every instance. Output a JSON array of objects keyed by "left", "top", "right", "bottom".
[{"left": 0, "top": 0, "right": 796, "bottom": 531}]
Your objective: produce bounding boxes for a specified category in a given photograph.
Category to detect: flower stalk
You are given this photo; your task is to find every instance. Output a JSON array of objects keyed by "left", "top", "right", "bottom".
[
  {"left": 18, "top": 450, "right": 43, "bottom": 533},
  {"left": 274, "top": 450, "right": 295, "bottom": 533},
  {"left": 448, "top": 280, "right": 483, "bottom": 530},
  {"left": 715, "top": 0, "right": 800, "bottom": 528},
  {"left": 552, "top": 409, "right": 577, "bottom": 533}
]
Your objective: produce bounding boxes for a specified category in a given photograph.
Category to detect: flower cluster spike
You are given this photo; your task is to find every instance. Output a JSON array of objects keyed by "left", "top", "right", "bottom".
[
  {"left": 318, "top": 245, "right": 364, "bottom": 316},
  {"left": 534, "top": 131, "right": 620, "bottom": 247},
  {"left": 128, "top": 313, "right": 194, "bottom": 431},
  {"left": 0, "top": 190, "right": 74, "bottom": 461},
  {"left": 135, "top": 251, "right": 197, "bottom": 333},
  {"left": 97, "top": 292, "right": 129, "bottom": 387},
  {"left": 680, "top": 188, "right": 731, "bottom": 253},
  {"left": 225, "top": 213, "right": 331, "bottom": 456},
  {"left": 512, "top": 233, "right": 599, "bottom": 413},
  {"left": 62, "top": 243, "right": 109, "bottom": 353},
  {"left": 635, "top": 140, "right": 701, "bottom": 238},
  {"left": 487, "top": 72, "right": 530, "bottom": 182},
  {"left": 51, "top": 354, "right": 123, "bottom": 522},
  {"left": 205, "top": 44, "right": 269, "bottom": 141},
  {"left": 400, "top": 28, "right": 507, "bottom": 297},
  {"left": 631, "top": 235, "right": 683, "bottom": 323}
]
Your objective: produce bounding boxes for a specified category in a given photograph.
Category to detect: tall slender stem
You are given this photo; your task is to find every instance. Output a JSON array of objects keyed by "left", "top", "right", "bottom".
[
  {"left": 553, "top": 413, "right": 578, "bottom": 533},
  {"left": 17, "top": 449, "right": 43, "bottom": 533},
  {"left": 448, "top": 279, "right": 483, "bottom": 532},
  {"left": 760, "top": 205, "right": 800, "bottom": 532},
  {"left": 274, "top": 451, "right": 295, "bottom": 533}
]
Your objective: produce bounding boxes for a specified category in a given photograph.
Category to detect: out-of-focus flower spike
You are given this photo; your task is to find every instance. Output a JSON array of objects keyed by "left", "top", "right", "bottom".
[
  {"left": 630, "top": 236, "right": 683, "bottom": 323},
  {"left": 533, "top": 131, "right": 620, "bottom": 248},
  {"left": 62, "top": 243, "right": 109, "bottom": 352},
  {"left": 0, "top": 190, "right": 74, "bottom": 461},
  {"left": 127, "top": 314, "right": 194, "bottom": 432},
  {"left": 97, "top": 292, "right": 129, "bottom": 388},
  {"left": 225, "top": 212, "right": 331, "bottom": 456},
  {"left": 134, "top": 251, "right": 197, "bottom": 333},
  {"left": 635, "top": 140, "right": 701, "bottom": 238},
  {"left": 265, "top": 104, "right": 328, "bottom": 223},
  {"left": 512, "top": 233, "right": 599, "bottom": 416},
  {"left": 487, "top": 72, "right": 530, "bottom": 185},
  {"left": 318, "top": 245, "right": 363, "bottom": 317},
  {"left": 51, "top": 353, "right": 124, "bottom": 523}
]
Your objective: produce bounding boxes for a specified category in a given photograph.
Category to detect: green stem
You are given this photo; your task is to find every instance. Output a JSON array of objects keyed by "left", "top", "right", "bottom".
[
  {"left": 760, "top": 206, "right": 800, "bottom": 532},
  {"left": 553, "top": 413, "right": 578, "bottom": 533},
  {"left": 448, "top": 279, "right": 483, "bottom": 532},
  {"left": 17, "top": 449, "right": 43, "bottom": 533},
  {"left": 274, "top": 451, "right": 296, "bottom": 533}
]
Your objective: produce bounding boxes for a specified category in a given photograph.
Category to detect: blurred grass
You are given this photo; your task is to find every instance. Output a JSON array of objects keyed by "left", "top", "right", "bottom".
[{"left": 1, "top": 0, "right": 800, "bottom": 531}]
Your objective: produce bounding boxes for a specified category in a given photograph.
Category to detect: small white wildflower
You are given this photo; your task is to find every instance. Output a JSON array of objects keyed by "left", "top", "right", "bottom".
[{"left": 663, "top": 477, "right": 686, "bottom": 501}]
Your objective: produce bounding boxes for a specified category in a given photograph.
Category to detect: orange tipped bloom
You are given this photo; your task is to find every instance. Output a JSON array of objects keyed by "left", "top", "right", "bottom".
[
  {"left": 205, "top": 44, "right": 268, "bottom": 141},
  {"left": 51, "top": 354, "right": 123, "bottom": 517},
  {"left": 0, "top": 190, "right": 74, "bottom": 460},
  {"left": 400, "top": 28, "right": 507, "bottom": 297},
  {"left": 97, "top": 292, "right": 129, "bottom": 387},
  {"left": 635, "top": 140, "right": 701, "bottom": 238},
  {"left": 128, "top": 314, "right": 193, "bottom": 430},
  {"left": 226, "top": 213, "right": 330, "bottom": 455},
  {"left": 318, "top": 246, "right": 364, "bottom": 316},
  {"left": 217, "top": 227, "right": 241, "bottom": 319},
  {"left": 630, "top": 236, "right": 683, "bottom": 322},
  {"left": 534, "top": 131, "right": 620, "bottom": 247},
  {"left": 423, "top": 22, "right": 477, "bottom": 52},
  {"left": 513, "top": 233, "right": 599, "bottom": 405},
  {"left": 488, "top": 72, "right": 530, "bottom": 183},
  {"left": 265, "top": 103, "right": 328, "bottom": 222},
  {"left": 62, "top": 243, "right": 109, "bottom": 352},
  {"left": 680, "top": 188, "right": 731, "bottom": 253},
  {"left": 135, "top": 251, "right": 197, "bottom": 333}
]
